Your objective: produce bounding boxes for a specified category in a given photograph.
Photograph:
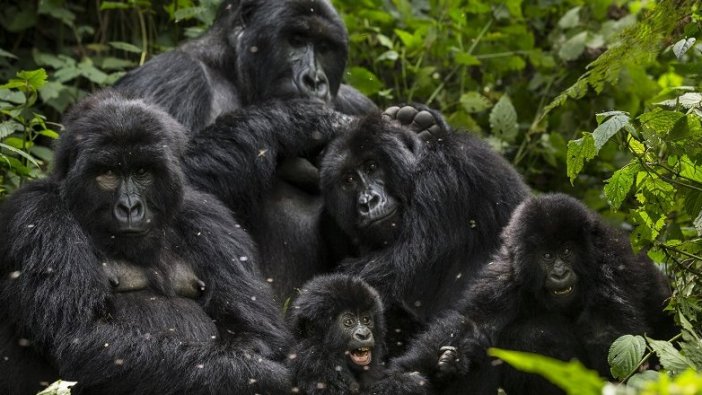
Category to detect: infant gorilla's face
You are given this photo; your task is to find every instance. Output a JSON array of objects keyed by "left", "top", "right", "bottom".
[{"left": 337, "top": 310, "right": 375, "bottom": 370}]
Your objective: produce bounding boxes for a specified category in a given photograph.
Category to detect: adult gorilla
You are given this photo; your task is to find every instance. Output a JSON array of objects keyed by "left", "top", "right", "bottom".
[
  {"left": 116, "top": 0, "right": 376, "bottom": 300},
  {"left": 114, "top": 0, "right": 375, "bottom": 132},
  {"left": 319, "top": 105, "right": 530, "bottom": 356},
  {"left": 0, "top": 91, "right": 291, "bottom": 395}
]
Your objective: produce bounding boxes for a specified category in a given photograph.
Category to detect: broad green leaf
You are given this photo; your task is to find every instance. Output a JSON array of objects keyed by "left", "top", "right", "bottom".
[
  {"left": 394, "top": 29, "right": 421, "bottom": 50},
  {"left": 647, "top": 337, "right": 696, "bottom": 374},
  {"left": 673, "top": 37, "right": 697, "bottom": 60},
  {"left": 656, "top": 92, "right": 702, "bottom": 109},
  {"left": 626, "top": 370, "right": 663, "bottom": 390},
  {"left": 558, "top": 7, "right": 581, "bottom": 29},
  {"left": 460, "top": 92, "right": 491, "bottom": 113},
  {"left": 489, "top": 95, "right": 518, "bottom": 142},
  {"left": 0, "top": 88, "right": 26, "bottom": 105},
  {"left": 489, "top": 348, "right": 605, "bottom": 395},
  {"left": 77, "top": 60, "right": 109, "bottom": 84},
  {"left": 109, "top": 42, "right": 143, "bottom": 54},
  {"left": 604, "top": 161, "right": 640, "bottom": 211},
  {"left": 16, "top": 69, "right": 48, "bottom": 90},
  {"left": 639, "top": 109, "right": 685, "bottom": 137},
  {"left": 29, "top": 146, "right": 53, "bottom": 162},
  {"left": 100, "top": 57, "right": 136, "bottom": 70},
  {"left": 593, "top": 112, "right": 630, "bottom": 150},
  {"left": 0, "top": 48, "right": 18, "bottom": 59},
  {"left": 0, "top": 121, "right": 23, "bottom": 140},
  {"left": 566, "top": 133, "right": 596, "bottom": 183},
  {"left": 174, "top": 7, "right": 206, "bottom": 22},
  {"left": 608, "top": 334, "right": 646, "bottom": 380},
  {"left": 0, "top": 143, "right": 40, "bottom": 168},
  {"left": 454, "top": 52, "right": 481, "bottom": 66},
  {"left": 345, "top": 67, "right": 383, "bottom": 96},
  {"left": 558, "top": 31, "right": 587, "bottom": 61},
  {"left": 37, "top": 380, "right": 76, "bottom": 395}
]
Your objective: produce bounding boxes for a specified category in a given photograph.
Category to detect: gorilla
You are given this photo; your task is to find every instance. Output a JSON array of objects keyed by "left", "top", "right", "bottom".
[
  {"left": 319, "top": 105, "right": 530, "bottom": 356},
  {"left": 114, "top": 0, "right": 375, "bottom": 133},
  {"left": 0, "top": 91, "right": 292, "bottom": 395},
  {"left": 115, "top": 0, "right": 377, "bottom": 301},
  {"left": 420, "top": 193, "right": 676, "bottom": 394},
  {"left": 287, "top": 273, "right": 429, "bottom": 394}
]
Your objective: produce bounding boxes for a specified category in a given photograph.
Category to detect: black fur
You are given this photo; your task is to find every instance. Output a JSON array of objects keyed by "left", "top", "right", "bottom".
[
  {"left": 114, "top": 0, "right": 375, "bottom": 133},
  {"left": 320, "top": 107, "right": 530, "bottom": 356},
  {"left": 287, "top": 274, "right": 430, "bottom": 394},
  {"left": 447, "top": 193, "right": 676, "bottom": 394},
  {"left": 0, "top": 91, "right": 292, "bottom": 395}
]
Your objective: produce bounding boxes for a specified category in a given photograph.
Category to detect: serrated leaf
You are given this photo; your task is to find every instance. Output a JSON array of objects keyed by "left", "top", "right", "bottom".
[
  {"left": 0, "top": 121, "right": 23, "bottom": 139},
  {"left": 626, "top": 370, "right": 662, "bottom": 389},
  {"left": 109, "top": 42, "right": 142, "bottom": 54},
  {"left": 566, "top": 133, "right": 596, "bottom": 184},
  {"left": 489, "top": 95, "right": 518, "bottom": 142},
  {"left": 605, "top": 161, "right": 640, "bottom": 211},
  {"left": 608, "top": 334, "right": 646, "bottom": 380},
  {"left": 639, "top": 109, "right": 685, "bottom": 137},
  {"left": 460, "top": 92, "right": 491, "bottom": 113},
  {"left": 647, "top": 337, "right": 696, "bottom": 374},
  {"left": 673, "top": 37, "right": 696, "bottom": 60},
  {"left": 656, "top": 92, "right": 702, "bottom": 109},
  {"left": 558, "top": 7, "right": 581, "bottom": 29},
  {"left": 593, "top": 113, "right": 630, "bottom": 150}
]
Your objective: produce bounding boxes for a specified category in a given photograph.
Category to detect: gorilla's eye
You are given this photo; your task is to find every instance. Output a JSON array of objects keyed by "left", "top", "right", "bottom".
[
  {"left": 96, "top": 170, "right": 119, "bottom": 191},
  {"left": 343, "top": 317, "right": 354, "bottom": 327},
  {"left": 543, "top": 252, "right": 553, "bottom": 260},
  {"left": 289, "top": 35, "right": 306, "bottom": 48},
  {"left": 136, "top": 168, "right": 147, "bottom": 176},
  {"left": 562, "top": 248, "right": 571, "bottom": 257},
  {"left": 365, "top": 161, "right": 378, "bottom": 174},
  {"left": 361, "top": 316, "right": 371, "bottom": 325},
  {"left": 343, "top": 174, "right": 355, "bottom": 186}
]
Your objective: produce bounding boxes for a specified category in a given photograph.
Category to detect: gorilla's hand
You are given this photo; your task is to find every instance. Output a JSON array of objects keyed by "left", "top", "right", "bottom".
[
  {"left": 382, "top": 104, "right": 448, "bottom": 143},
  {"left": 436, "top": 345, "right": 458, "bottom": 378}
]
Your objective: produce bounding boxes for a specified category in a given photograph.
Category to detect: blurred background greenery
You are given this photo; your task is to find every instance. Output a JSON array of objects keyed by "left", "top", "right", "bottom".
[{"left": 1, "top": 0, "right": 701, "bottom": 393}]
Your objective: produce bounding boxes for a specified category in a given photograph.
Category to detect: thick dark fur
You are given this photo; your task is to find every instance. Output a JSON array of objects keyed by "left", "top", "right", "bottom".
[
  {"left": 287, "top": 274, "right": 429, "bottom": 394},
  {"left": 114, "top": 0, "right": 375, "bottom": 133},
  {"left": 449, "top": 193, "right": 676, "bottom": 394},
  {"left": 320, "top": 107, "right": 530, "bottom": 356},
  {"left": 182, "top": 100, "right": 354, "bottom": 301},
  {"left": 0, "top": 91, "right": 292, "bottom": 395}
]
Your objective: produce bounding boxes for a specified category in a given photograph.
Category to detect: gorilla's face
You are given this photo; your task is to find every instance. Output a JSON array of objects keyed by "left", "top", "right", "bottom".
[
  {"left": 58, "top": 95, "right": 186, "bottom": 259},
  {"left": 536, "top": 242, "right": 580, "bottom": 308},
  {"left": 337, "top": 310, "right": 375, "bottom": 371},
  {"left": 233, "top": 0, "right": 348, "bottom": 106}
]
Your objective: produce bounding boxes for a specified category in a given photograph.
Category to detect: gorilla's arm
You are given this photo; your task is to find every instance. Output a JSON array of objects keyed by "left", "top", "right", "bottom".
[
  {"left": 0, "top": 182, "right": 289, "bottom": 393},
  {"left": 175, "top": 188, "right": 292, "bottom": 358},
  {"left": 333, "top": 84, "right": 378, "bottom": 116},
  {"left": 184, "top": 101, "right": 351, "bottom": 227},
  {"left": 289, "top": 339, "right": 356, "bottom": 395}
]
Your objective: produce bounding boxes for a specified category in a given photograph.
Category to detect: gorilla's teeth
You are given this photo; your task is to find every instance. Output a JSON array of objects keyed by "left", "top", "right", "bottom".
[{"left": 553, "top": 286, "right": 573, "bottom": 295}]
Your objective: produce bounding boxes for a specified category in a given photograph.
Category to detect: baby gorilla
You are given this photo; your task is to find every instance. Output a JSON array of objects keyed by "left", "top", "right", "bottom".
[{"left": 287, "top": 274, "right": 429, "bottom": 394}]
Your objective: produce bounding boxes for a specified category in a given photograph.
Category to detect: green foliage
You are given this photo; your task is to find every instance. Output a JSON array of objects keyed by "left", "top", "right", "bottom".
[
  {"left": 37, "top": 381, "right": 76, "bottom": 395},
  {"left": 0, "top": 68, "right": 58, "bottom": 198}
]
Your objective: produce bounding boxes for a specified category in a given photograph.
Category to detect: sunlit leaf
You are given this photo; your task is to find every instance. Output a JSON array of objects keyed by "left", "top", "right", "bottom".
[{"left": 608, "top": 334, "right": 646, "bottom": 380}]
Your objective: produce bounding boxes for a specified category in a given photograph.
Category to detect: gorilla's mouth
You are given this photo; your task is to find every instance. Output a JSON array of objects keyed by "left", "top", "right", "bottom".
[
  {"left": 552, "top": 286, "right": 574, "bottom": 296},
  {"left": 348, "top": 347, "right": 372, "bottom": 366},
  {"left": 361, "top": 206, "right": 398, "bottom": 229}
]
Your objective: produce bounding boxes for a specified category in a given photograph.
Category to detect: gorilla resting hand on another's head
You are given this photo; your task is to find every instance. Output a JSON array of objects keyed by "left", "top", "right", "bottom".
[
  {"left": 418, "top": 193, "right": 676, "bottom": 394},
  {"left": 0, "top": 91, "right": 292, "bottom": 395},
  {"left": 287, "top": 274, "right": 430, "bottom": 395},
  {"left": 114, "top": 0, "right": 375, "bottom": 133},
  {"left": 319, "top": 105, "right": 530, "bottom": 356}
]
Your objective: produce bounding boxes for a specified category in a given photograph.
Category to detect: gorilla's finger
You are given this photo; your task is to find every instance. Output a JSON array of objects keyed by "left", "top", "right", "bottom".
[
  {"left": 417, "top": 131, "right": 433, "bottom": 143},
  {"left": 382, "top": 106, "right": 401, "bottom": 119},
  {"left": 396, "top": 106, "right": 419, "bottom": 124},
  {"left": 413, "top": 110, "right": 436, "bottom": 129}
]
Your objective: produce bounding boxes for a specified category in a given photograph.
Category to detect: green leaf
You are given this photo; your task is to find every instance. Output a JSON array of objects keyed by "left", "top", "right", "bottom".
[
  {"left": 592, "top": 112, "right": 631, "bottom": 150},
  {"left": 77, "top": 59, "right": 109, "bottom": 84},
  {"left": 394, "top": 29, "right": 421, "bottom": 50},
  {"left": 454, "top": 52, "right": 481, "bottom": 66},
  {"left": 109, "top": 42, "right": 143, "bottom": 54},
  {"left": 0, "top": 121, "right": 23, "bottom": 139},
  {"left": 37, "top": 380, "right": 77, "bottom": 395},
  {"left": 673, "top": 37, "right": 696, "bottom": 60},
  {"left": 566, "top": 133, "right": 596, "bottom": 184},
  {"left": 0, "top": 48, "right": 18, "bottom": 59},
  {"left": 460, "top": 92, "right": 491, "bottom": 113},
  {"left": 344, "top": 67, "right": 383, "bottom": 96},
  {"left": 639, "top": 109, "right": 685, "bottom": 137},
  {"left": 29, "top": 146, "right": 53, "bottom": 162},
  {"left": 0, "top": 143, "right": 40, "bottom": 168},
  {"left": 489, "top": 348, "right": 605, "bottom": 395},
  {"left": 694, "top": 210, "right": 702, "bottom": 236},
  {"left": 558, "top": 31, "right": 587, "bottom": 61},
  {"left": 558, "top": 7, "right": 581, "bottom": 29},
  {"left": 174, "top": 7, "right": 206, "bottom": 22},
  {"left": 647, "top": 337, "right": 696, "bottom": 374},
  {"left": 489, "top": 94, "right": 518, "bottom": 142},
  {"left": 608, "top": 334, "right": 646, "bottom": 380},
  {"left": 100, "top": 2, "right": 133, "bottom": 10},
  {"left": 604, "top": 161, "right": 641, "bottom": 211}
]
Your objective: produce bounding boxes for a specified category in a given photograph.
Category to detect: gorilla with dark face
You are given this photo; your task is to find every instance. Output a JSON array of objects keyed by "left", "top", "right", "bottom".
[
  {"left": 320, "top": 105, "right": 530, "bottom": 356},
  {"left": 287, "top": 274, "right": 429, "bottom": 394},
  {"left": 0, "top": 91, "right": 292, "bottom": 395},
  {"left": 115, "top": 0, "right": 375, "bottom": 132},
  {"left": 418, "top": 193, "right": 677, "bottom": 394}
]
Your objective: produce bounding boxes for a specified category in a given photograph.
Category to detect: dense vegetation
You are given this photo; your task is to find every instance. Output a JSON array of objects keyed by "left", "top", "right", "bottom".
[{"left": 1, "top": 0, "right": 700, "bottom": 393}]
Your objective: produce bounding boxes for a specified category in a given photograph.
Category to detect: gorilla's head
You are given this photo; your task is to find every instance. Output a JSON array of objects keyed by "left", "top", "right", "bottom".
[
  {"left": 288, "top": 274, "right": 386, "bottom": 372},
  {"left": 55, "top": 90, "right": 187, "bottom": 260},
  {"left": 321, "top": 114, "right": 426, "bottom": 249},
  {"left": 212, "top": 0, "right": 348, "bottom": 106}
]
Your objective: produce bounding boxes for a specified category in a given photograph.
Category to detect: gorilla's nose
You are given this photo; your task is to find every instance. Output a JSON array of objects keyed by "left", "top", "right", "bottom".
[
  {"left": 353, "top": 327, "right": 372, "bottom": 341},
  {"left": 299, "top": 70, "right": 329, "bottom": 100},
  {"left": 358, "top": 191, "right": 382, "bottom": 215},
  {"left": 114, "top": 195, "right": 145, "bottom": 226}
]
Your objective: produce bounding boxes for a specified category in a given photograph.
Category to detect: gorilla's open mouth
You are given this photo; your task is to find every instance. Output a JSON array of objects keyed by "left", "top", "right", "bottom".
[
  {"left": 552, "top": 286, "right": 574, "bottom": 296},
  {"left": 348, "top": 347, "right": 372, "bottom": 366}
]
